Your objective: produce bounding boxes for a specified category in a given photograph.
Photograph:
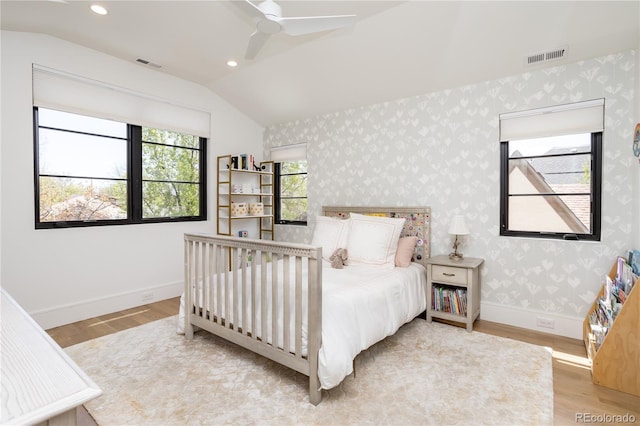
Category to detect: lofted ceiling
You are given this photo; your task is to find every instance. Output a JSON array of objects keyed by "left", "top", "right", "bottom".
[{"left": 1, "top": 0, "right": 639, "bottom": 127}]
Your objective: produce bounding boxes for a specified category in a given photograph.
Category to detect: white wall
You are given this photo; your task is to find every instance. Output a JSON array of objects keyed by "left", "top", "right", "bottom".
[
  {"left": 266, "top": 50, "right": 636, "bottom": 340},
  {"left": 634, "top": 39, "right": 640, "bottom": 248},
  {"left": 0, "top": 31, "right": 264, "bottom": 329}
]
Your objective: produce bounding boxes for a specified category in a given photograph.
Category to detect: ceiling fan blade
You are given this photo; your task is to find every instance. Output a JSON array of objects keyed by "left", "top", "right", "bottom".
[
  {"left": 245, "top": 30, "right": 271, "bottom": 59},
  {"left": 236, "top": 0, "right": 265, "bottom": 19},
  {"left": 279, "top": 15, "right": 356, "bottom": 36}
]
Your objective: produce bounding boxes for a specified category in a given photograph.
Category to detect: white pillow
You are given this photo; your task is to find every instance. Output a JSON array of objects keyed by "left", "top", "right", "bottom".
[
  {"left": 346, "top": 213, "right": 405, "bottom": 267},
  {"left": 310, "top": 215, "right": 350, "bottom": 260}
]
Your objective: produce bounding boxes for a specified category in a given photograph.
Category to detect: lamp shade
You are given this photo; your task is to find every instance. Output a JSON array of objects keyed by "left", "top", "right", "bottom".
[{"left": 448, "top": 215, "right": 469, "bottom": 235}]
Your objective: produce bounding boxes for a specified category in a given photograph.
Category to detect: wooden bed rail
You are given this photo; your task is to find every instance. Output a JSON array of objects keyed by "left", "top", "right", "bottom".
[{"left": 183, "top": 233, "right": 323, "bottom": 405}]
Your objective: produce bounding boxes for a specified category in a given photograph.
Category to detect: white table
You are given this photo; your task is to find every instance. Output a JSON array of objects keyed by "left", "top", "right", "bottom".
[{"left": 1, "top": 288, "right": 102, "bottom": 425}]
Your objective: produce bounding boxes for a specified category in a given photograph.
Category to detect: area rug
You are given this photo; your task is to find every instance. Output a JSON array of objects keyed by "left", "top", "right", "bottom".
[{"left": 65, "top": 316, "right": 553, "bottom": 425}]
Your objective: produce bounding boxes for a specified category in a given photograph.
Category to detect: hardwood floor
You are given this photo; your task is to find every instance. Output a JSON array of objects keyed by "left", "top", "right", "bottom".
[
  {"left": 472, "top": 320, "right": 640, "bottom": 425},
  {"left": 47, "top": 298, "right": 179, "bottom": 348},
  {"left": 49, "top": 298, "right": 640, "bottom": 425}
]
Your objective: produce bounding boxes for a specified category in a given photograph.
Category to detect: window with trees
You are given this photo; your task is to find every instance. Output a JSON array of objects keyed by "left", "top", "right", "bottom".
[
  {"left": 274, "top": 160, "right": 307, "bottom": 225},
  {"left": 499, "top": 99, "right": 603, "bottom": 241},
  {"left": 34, "top": 107, "right": 206, "bottom": 228}
]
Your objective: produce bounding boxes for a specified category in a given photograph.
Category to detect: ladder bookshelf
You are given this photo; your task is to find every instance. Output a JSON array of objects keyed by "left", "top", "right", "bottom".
[{"left": 217, "top": 155, "right": 274, "bottom": 240}]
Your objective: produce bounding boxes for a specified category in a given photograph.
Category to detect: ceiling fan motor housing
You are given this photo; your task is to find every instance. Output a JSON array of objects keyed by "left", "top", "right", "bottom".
[
  {"left": 257, "top": 19, "right": 281, "bottom": 34},
  {"left": 258, "top": 0, "right": 282, "bottom": 19},
  {"left": 256, "top": 0, "right": 282, "bottom": 34}
]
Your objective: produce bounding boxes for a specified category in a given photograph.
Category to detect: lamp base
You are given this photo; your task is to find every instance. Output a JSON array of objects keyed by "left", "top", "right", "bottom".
[{"left": 448, "top": 252, "right": 464, "bottom": 261}]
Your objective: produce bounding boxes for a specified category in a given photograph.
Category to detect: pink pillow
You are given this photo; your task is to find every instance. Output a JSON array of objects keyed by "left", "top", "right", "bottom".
[{"left": 395, "top": 236, "right": 419, "bottom": 267}]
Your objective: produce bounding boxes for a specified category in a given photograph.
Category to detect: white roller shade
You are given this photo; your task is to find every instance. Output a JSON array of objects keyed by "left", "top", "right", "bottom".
[
  {"left": 32, "top": 64, "right": 211, "bottom": 138},
  {"left": 499, "top": 98, "right": 604, "bottom": 142},
  {"left": 270, "top": 143, "right": 307, "bottom": 162}
]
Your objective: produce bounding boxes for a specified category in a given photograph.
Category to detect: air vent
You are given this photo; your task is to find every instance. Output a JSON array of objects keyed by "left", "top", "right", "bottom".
[
  {"left": 525, "top": 46, "right": 568, "bottom": 66},
  {"left": 135, "top": 57, "right": 162, "bottom": 68}
]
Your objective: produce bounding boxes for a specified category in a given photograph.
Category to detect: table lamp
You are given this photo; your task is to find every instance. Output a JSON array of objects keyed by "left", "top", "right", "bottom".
[{"left": 448, "top": 215, "right": 469, "bottom": 260}]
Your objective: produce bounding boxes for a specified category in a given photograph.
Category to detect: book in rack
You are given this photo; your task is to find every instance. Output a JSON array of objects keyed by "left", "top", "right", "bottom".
[{"left": 582, "top": 253, "right": 640, "bottom": 397}]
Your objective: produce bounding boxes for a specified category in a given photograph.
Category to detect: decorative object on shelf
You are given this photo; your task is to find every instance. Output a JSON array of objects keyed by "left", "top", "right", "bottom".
[
  {"left": 249, "top": 202, "right": 264, "bottom": 216},
  {"left": 238, "top": 230, "right": 248, "bottom": 237},
  {"left": 231, "top": 154, "right": 257, "bottom": 170},
  {"left": 448, "top": 215, "right": 469, "bottom": 260},
  {"left": 231, "top": 202, "right": 248, "bottom": 217}
]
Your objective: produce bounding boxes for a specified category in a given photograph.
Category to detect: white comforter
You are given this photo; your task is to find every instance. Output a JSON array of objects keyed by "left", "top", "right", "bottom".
[{"left": 178, "top": 260, "right": 426, "bottom": 389}]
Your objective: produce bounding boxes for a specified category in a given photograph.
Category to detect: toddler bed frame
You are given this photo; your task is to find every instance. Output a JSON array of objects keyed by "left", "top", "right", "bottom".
[{"left": 183, "top": 206, "right": 430, "bottom": 405}]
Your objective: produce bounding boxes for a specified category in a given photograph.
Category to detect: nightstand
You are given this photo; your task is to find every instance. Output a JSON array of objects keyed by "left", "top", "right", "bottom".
[{"left": 426, "top": 255, "right": 484, "bottom": 332}]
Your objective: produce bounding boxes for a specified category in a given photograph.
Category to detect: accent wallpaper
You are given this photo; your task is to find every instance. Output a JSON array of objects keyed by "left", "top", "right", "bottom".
[{"left": 264, "top": 50, "right": 636, "bottom": 332}]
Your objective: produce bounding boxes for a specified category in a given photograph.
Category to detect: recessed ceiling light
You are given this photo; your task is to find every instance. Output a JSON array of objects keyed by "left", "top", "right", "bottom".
[
  {"left": 227, "top": 60, "right": 238, "bottom": 68},
  {"left": 90, "top": 4, "right": 108, "bottom": 15}
]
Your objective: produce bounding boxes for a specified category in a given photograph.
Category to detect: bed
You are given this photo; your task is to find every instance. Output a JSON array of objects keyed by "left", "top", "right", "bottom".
[{"left": 181, "top": 206, "right": 431, "bottom": 405}]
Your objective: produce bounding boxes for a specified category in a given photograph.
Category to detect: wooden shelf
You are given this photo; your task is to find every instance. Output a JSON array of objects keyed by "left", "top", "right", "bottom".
[
  {"left": 225, "top": 193, "right": 273, "bottom": 196},
  {"left": 220, "top": 168, "right": 272, "bottom": 175},
  {"left": 582, "top": 261, "right": 640, "bottom": 397},
  {"left": 225, "top": 215, "right": 274, "bottom": 220},
  {"left": 217, "top": 155, "right": 274, "bottom": 240}
]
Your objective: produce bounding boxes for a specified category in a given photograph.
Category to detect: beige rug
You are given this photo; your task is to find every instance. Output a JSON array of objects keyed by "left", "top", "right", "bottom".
[{"left": 65, "top": 316, "right": 553, "bottom": 425}]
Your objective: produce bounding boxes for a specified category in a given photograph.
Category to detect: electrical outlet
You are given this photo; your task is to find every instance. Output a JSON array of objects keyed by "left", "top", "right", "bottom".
[
  {"left": 536, "top": 317, "right": 555, "bottom": 329},
  {"left": 141, "top": 292, "right": 154, "bottom": 302}
]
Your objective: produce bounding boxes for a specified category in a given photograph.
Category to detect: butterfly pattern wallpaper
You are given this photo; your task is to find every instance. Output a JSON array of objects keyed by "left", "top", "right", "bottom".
[{"left": 264, "top": 50, "right": 636, "bottom": 332}]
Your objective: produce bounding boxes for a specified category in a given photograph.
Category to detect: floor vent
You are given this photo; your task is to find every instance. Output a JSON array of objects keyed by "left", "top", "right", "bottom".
[
  {"left": 135, "top": 57, "right": 162, "bottom": 68},
  {"left": 526, "top": 46, "right": 568, "bottom": 66}
]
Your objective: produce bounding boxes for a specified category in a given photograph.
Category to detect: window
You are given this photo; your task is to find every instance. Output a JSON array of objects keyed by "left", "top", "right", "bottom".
[
  {"left": 274, "top": 160, "right": 307, "bottom": 225},
  {"left": 139, "top": 127, "right": 205, "bottom": 219},
  {"left": 499, "top": 99, "right": 603, "bottom": 240},
  {"left": 34, "top": 107, "right": 206, "bottom": 228}
]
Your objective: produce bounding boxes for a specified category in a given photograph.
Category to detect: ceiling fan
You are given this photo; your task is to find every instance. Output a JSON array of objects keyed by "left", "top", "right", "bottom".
[{"left": 237, "top": 0, "right": 356, "bottom": 60}]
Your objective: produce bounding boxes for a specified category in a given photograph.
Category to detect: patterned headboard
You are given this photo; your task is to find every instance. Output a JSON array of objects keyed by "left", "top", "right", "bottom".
[{"left": 321, "top": 206, "right": 431, "bottom": 269}]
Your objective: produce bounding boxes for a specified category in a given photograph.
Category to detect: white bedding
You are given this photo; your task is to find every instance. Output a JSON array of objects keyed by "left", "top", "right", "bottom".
[
  {"left": 318, "top": 261, "right": 426, "bottom": 388},
  {"left": 178, "top": 260, "right": 426, "bottom": 389}
]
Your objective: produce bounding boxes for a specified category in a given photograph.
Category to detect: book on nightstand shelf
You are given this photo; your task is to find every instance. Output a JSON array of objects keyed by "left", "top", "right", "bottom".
[{"left": 432, "top": 285, "right": 468, "bottom": 316}]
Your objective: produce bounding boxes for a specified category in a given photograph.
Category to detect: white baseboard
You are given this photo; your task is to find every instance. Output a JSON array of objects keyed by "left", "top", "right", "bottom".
[
  {"left": 31, "top": 283, "right": 585, "bottom": 339},
  {"left": 31, "top": 281, "right": 183, "bottom": 330},
  {"left": 480, "top": 301, "right": 584, "bottom": 340}
]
